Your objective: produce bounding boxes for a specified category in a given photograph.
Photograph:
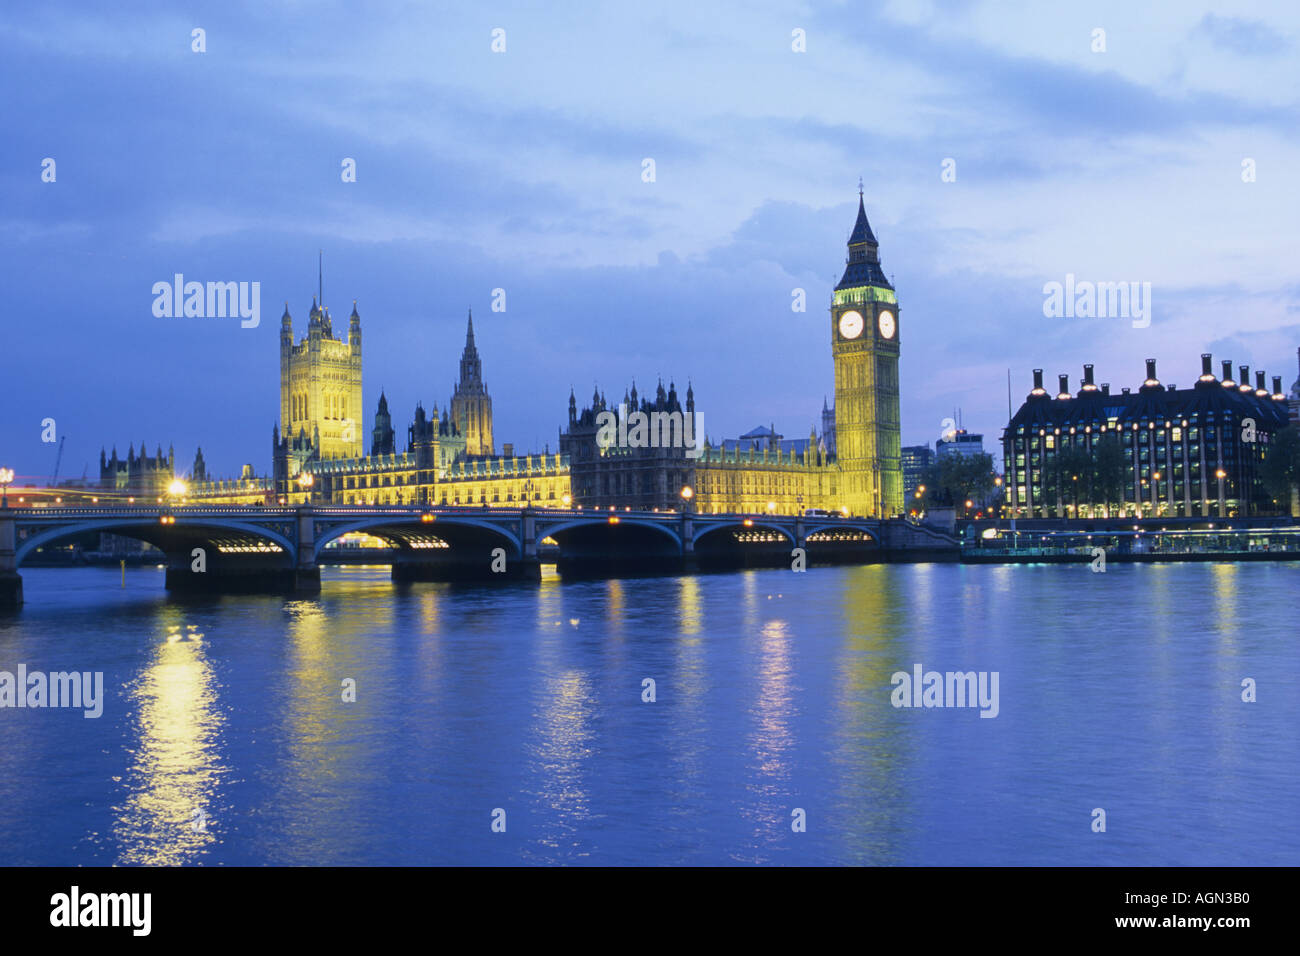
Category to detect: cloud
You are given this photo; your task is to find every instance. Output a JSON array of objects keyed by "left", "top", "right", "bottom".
[{"left": 1195, "top": 14, "right": 1289, "bottom": 56}]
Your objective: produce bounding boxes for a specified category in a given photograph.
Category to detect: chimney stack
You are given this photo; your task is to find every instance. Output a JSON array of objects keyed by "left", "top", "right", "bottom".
[
  {"left": 1274, "top": 375, "right": 1285, "bottom": 398},
  {"left": 1240, "top": 365, "right": 1252, "bottom": 392},
  {"left": 1058, "top": 374, "right": 1071, "bottom": 398},
  {"left": 1201, "top": 353, "right": 1214, "bottom": 379},
  {"left": 1143, "top": 359, "right": 1160, "bottom": 387},
  {"left": 1101, "top": 383, "right": 1110, "bottom": 395},
  {"left": 1222, "top": 360, "right": 1235, "bottom": 386},
  {"left": 1256, "top": 370, "right": 1267, "bottom": 394}
]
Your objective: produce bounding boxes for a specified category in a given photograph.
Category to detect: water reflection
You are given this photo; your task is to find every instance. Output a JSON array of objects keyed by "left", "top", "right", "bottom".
[
  {"left": 112, "top": 614, "right": 222, "bottom": 865},
  {"left": 831, "top": 565, "right": 910, "bottom": 864}
]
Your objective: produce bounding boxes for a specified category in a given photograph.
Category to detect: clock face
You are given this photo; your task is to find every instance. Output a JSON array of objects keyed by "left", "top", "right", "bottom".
[
  {"left": 878, "top": 310, "right": 896, "bottom": 339},
  {"left": 838, "top": 310, "right": 864, "bottom": 340}
]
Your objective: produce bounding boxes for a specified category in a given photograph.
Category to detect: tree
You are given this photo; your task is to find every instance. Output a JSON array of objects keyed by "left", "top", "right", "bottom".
[
  {"left": 1089, "top": 433, "right": 1127, "bottom": 516},
  {"left": 922, "top": 452, "right": 995, "bottom": 516}
]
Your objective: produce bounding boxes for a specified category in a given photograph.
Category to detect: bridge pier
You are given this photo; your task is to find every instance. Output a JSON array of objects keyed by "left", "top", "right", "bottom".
[
  {"left": 294, "top": 506, "right": 321, "bottom": 595},
  {"left": 0, "top": 511, "right": 21, "bottom": 608}
]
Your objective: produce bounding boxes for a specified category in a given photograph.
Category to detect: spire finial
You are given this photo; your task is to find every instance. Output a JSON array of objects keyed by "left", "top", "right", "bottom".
[{"left": 858, "top": 176, "right": 863, "bottom": 198}]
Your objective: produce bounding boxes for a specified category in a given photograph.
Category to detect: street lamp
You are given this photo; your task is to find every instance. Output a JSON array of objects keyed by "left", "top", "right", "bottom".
[
  {"left": 297, "top": 471, "right": 314, "bottom": 504},
  {"left": 562, "top": 493, "right": 572, "bottom": 509},
  {"left": 680, "top": 485, "right": 693, "bottom": 513},
  {"left": 0, "top": 467, "right": 13, "bottom": 508}
]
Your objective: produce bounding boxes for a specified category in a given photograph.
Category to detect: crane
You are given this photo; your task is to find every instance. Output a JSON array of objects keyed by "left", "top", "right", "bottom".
[{"left": 51, "top": 435, "right": 66, "bottom": 486}]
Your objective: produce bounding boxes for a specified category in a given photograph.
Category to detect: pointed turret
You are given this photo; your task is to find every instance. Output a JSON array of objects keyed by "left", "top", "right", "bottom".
[
  {"left": 847, "top": 187, "right": 878, "bottom": 246},
  {"left": 836, "top": 184, "right": 892, "bottom": 292}
]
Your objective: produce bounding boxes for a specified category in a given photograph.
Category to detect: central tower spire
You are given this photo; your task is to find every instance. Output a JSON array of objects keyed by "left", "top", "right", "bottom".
[{"left": 450, "top": 308, "right": 494, "bottom": 456}]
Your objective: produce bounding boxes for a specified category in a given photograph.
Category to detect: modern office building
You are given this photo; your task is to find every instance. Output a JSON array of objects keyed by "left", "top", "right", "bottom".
[
  {"left": 935, "top": 429, "right": 985, "bottom": 462},
  {"left": 900, "top": 444, "right": 933, "bottom": 502}
]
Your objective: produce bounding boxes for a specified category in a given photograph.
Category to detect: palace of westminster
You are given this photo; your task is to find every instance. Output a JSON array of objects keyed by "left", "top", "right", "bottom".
[
  {"left": 96, "top": 191, "right": 1300, "bottom": 520},
  {"left": 100, "top": 193, "right": 906, "bottom": 516}
]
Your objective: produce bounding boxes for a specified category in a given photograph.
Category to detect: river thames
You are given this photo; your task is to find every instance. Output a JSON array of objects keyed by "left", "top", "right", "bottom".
[{"left": 1, "top": 562, "right": 1296, "bottom": 866}]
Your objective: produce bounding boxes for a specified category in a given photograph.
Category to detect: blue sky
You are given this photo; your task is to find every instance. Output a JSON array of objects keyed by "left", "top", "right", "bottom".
[{"left": 3, "top": 0, "right": 1298, "bottom": 482}]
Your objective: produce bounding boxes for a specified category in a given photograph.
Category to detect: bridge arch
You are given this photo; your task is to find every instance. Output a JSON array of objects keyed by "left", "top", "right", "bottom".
[
  {"left": 538, "top": 517, "right": 683, "bottom": 551},
  {"left": 691, "top": 521, "right": 797, "bottom": 547},
  {"left": 13, "top": 517, "right": 298, "bottom": 568},
  {"left": 803, "top": 521, "right": 880, "bottom": 544},
  {"left": 310, "top": 514, "right": 523, "bottom": 561}
]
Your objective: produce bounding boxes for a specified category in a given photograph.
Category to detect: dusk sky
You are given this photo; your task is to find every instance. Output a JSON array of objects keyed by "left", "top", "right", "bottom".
[{"left": 3, "top": 0, "right": 1298, "bottom": 483}]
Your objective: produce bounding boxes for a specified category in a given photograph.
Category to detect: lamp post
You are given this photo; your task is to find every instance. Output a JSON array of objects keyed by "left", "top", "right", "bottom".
[
  {"left": 297, "top": 471, "right": 314, "bottom": 505},
  {"left": 680, "top": 485, "right": 693, "bottom": 514},
  {"left": 167, "top": 479, "right": 187, "bottom": 506},
  {"left": 1215, "top": 468, "right": 1227, "bottom": 518},
  {"left": 0, "top": 467, "right": 13, "bottom": 508}
]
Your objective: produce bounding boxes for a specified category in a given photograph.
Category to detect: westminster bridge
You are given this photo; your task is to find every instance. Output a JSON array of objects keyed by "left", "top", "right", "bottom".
[{"left": 0, "top": 503, "right": 959, "bottom": 606}]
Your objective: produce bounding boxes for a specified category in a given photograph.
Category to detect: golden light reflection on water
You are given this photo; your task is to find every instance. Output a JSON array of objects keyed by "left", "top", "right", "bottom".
[
  {"left": 830, "top": 565, "right": 910, "bottom": 863},
  {"left": 667, "top": 575, "right": 707, "bottom": 786},
  {"left": 677, "top": 575, "right": 702, "bottom": 637},
  {"left": 750, "top": 618, "right": 794, "bottom": 776},
  {"left": 535, "top": 564, "right": 567, "bottom": 633},
  {"left": 603, "top": 578, "right": 626, "bottom": 640},
  {"left": 528, "top": 659, "right": 595, "bottom": 855},
  {"left": 738, "top": 615, "right": 795, "bottom": 859},
  {"left": 283, "top": 599, "right": 358, "bottom": 790},
  {"left": 1208, "top": 564, "right": 1243, "bottom": 781},
  {"left": 113, "top": 617, "right": 222, "bottom": 865}
]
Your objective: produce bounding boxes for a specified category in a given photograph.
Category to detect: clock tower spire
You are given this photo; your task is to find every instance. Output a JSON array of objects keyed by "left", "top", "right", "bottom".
[{"left": 830, "top": 188, "right": 902, "bottom": 517}]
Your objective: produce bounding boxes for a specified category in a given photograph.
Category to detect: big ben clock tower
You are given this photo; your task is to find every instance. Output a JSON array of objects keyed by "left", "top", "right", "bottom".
[{"left": 831, "top": 185, "right": 902, "bottom": 517}]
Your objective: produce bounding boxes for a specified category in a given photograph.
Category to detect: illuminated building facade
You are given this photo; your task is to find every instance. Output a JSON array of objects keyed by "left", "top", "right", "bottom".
[
  {"left": 559, "top": 381, "right": 840, "bottom": 515},
  {"left": 830, "top": 188, "right": 903, "bottom": 517},
  {"left": 103, "top": 194, "right": 904, "bottom": 516},
  {"left": 280, "top": 297, "right": 364, "bottom": 460},
  {"left": 165, "top": 300, "right": 564, "bottom": 507},
  {"left": 98, "top": 443, "right": 176, "bottom": 498},
  {"left": 1003, "top": 355, "right": 1292, "bottom": 519}
]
